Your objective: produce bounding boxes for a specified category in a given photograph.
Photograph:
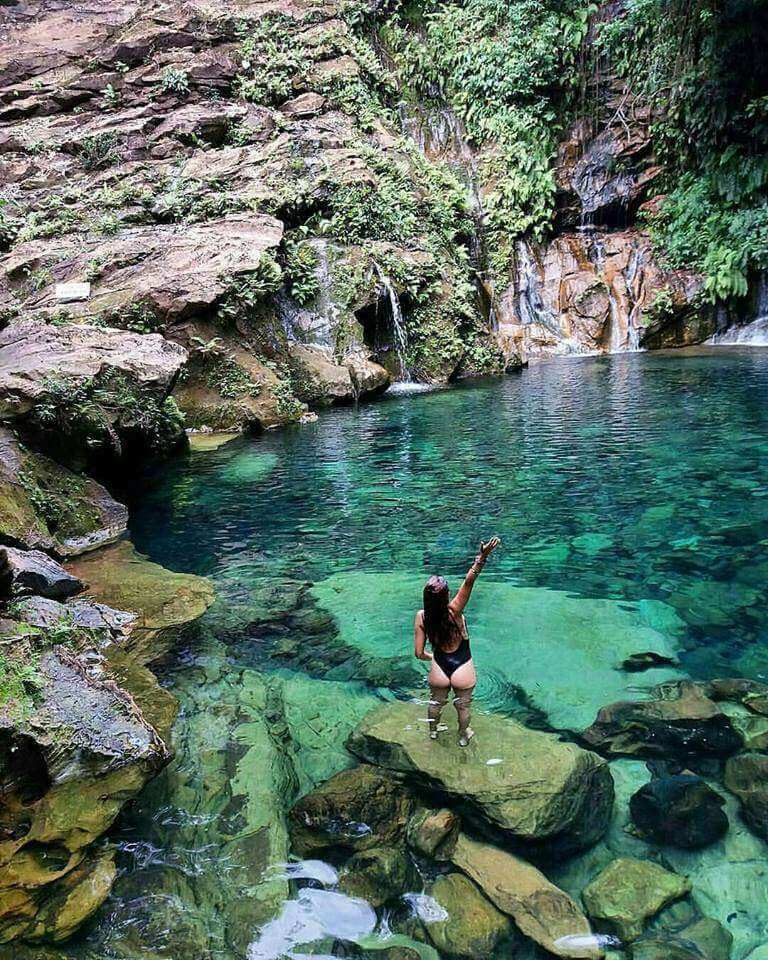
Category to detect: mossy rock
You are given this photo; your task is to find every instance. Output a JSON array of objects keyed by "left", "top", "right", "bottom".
[
  {"left": 582, "top": 858, "right": 691, "bottom": 941},
  {"left": 66, "top": 540, "right": 214, "bottom": 663},
  {"left": 348, "top": 700, "right": 613, "bottom": 856},
  {"left": 338, "top": 845, "right": 414, "bottom": 907},
  {"left": 426, "top": 873, "right": 512, "bottom": 960}
]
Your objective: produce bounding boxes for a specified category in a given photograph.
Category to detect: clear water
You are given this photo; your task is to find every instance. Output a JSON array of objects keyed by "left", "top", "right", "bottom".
[{"left": 54, "top": 348, "right": 768, "bottom": 960}]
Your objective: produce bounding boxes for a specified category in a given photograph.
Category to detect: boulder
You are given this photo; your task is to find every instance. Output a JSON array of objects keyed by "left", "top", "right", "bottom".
[
  {"left": 289, "top": 764, "right": 414, "bottom": 856},
  {"left": 426, "top": 872, "right": 513, "bottom": 960},
  {"left": 706, "top": 678, "right": 768, "bottom": 717},
  {"left": 582, "top": 858, "right": 692, "bottom": 941},
  {"left": 0, "top": 321, "right": 187, "bottom": 467},
  {"left": 582, "top": 683, "right": 742, "bottom": 759},
  {"left": 0, "top": 427, "right": 128, "bottom": 557},
  {"left": 348, "top": 701, "right": 614, "bottom": 856},
  {"left": 0, "top": 548, "right": 84, "bottom": 600},
  {"left": 449, "top": 834, "right": 598, "bottom": 959},
  {"left": 66, "top": 540, "right": 214, "bottom": 663},
  {"left": 406, "top": 807, "right": 459, "bottom": 859},
  {"left": 629, "top": 775, "right": 729, "bottom": 849},
  {"left": 11, "top": 595, "right": 136, "bottom": 640},
  {"left": 723, "top": 753, "right": 768, "bottom": 841},
  {"left": 680, "top": 917, "right": 733, "bottom": 960},
  {"left": 338, "top": 845, "right": 413, "bottom": 907},
  {"left": 0, "top": 635, "right": 171, "bottom": 944}
]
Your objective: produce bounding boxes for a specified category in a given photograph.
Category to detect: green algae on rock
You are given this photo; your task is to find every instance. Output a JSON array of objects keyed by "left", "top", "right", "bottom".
[
  {"left": 66, "top": 540, "right": 214, "bottom": 663},
  {"left": 448, "top": 834, "right": 599, "bottom": 959},
  {"left": 426, "top": 872, "right": 513, "bottom": 960},
  {"left": 582, "top": 858, "right": 692, "bottom": 942},
  {"left": 289, "top": 764, "right": 414, "bottom": 857},
  {"left": 348, "top": 700, "right": 614, "bottom": 856},
  {"left": 338, "top": 846, "right": 415, "bottom": 908}
]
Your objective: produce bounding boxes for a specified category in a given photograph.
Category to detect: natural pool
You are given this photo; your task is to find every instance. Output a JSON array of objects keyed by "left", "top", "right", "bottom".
[{"left": 56, "top": 348, "right": 768, "bottom": 960}]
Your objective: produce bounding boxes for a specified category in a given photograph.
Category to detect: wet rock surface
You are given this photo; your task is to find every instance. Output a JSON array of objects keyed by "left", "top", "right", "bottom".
[
  {"left": 348, "top": 700, "right": 614, "bottom": 856},
  {"left": 0, "top": 548, "right": 84, "bottom": 600},
  {"left": 723, "top": 753, "right": 768, "bottom": 842},
  {"left": 449, "top": 833, "right": 598, "bottom": 959},
  {"left": 426, "top": 872, "right": 513, "bottom": 960},
  {"left": 582, "top": 857, "right": 692, "bottom": 942},
  {"left": 582, "top": 683, "right": 743, "bottom": 759},
  {"left": 629, "top": 775, "right": 729, "bottom": 849},
  {"left": 289, "top": 764, "right": 414, "bottom": 857}
]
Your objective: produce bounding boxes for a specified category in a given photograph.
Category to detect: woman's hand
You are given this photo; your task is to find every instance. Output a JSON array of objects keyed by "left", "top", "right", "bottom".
[{"left": 478, "top": 536, "right": 501, "bottom": 560}]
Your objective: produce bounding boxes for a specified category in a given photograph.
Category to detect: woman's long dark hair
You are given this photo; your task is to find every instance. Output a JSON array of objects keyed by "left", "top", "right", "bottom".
[{"left": 423, "top": 575, "right": 460, "bottom": 651}]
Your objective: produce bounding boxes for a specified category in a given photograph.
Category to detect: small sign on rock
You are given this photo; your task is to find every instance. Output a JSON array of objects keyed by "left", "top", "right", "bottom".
[{"left": 56, "top": 282, "right": 91, "bottom": 302}]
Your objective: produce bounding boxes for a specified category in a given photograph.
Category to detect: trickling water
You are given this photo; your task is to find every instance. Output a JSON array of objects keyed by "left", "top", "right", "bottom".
[
  {"left": 709, "top": 272, "right": 768, "bottom": 346},
  {"left": 374, "top": 263, "right": 411, "bottom": 381}
]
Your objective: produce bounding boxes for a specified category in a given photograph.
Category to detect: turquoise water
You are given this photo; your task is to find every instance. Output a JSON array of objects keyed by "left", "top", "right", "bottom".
[{"left": 65, "top": 349, "right": 768, "bottom": 959}]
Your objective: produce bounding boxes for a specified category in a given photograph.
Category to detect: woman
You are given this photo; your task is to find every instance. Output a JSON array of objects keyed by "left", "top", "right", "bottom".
[{"left": 414, "top": 537, "right": 501, "bottom": 746}]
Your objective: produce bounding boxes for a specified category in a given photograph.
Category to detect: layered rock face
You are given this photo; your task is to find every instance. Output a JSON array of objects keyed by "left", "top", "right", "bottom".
[{"left": 0, "top": 0, "right": 515, "bottom": 441}]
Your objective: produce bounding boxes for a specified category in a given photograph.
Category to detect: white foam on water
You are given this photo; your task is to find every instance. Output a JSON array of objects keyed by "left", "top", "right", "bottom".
[
  {"left": 272, "top": 860, "right": 339, "bottom": 886},
  {"left": 402, "top": 893, "right": 449, "bottom": 924},
  {"left": 247, "top": 889, "right": 376, "bottom": 960}
]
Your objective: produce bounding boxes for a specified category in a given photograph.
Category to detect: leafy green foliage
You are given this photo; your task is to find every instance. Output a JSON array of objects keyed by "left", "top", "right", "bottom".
[
  {"left": 284, "top": 241, "right": 321, "bottom": 306},
  {"left": 160, "top": 67, "right": 190, "bottom": 96},
  {"left": 383, "top": 0, "right": 595, "bottom": 261},
  {"left": 78, "top": 132, "right": 123, "bottom": 170},
  {"left": 597, "top": 0, "right": 768, "bottom": 301},
  {"left": 217, "top": 256, "right": 284, "bottom": 325}
]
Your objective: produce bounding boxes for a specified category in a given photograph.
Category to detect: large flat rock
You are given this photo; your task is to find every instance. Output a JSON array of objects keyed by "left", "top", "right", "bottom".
[{"left": 347, "top": 701, "right": 614, "bottom": 856}]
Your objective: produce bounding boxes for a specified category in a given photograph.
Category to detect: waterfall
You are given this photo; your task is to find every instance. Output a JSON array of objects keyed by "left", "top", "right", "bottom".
[
  {"left": 374, "top": 264, "right": 411, "bottom": 381},
  {"left": 708, "top": 273, "right": 768, "bottom": 345}
]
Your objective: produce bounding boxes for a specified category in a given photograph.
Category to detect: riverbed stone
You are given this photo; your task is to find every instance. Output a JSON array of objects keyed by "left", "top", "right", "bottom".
[
  {"left": 348, "top": 700, "right": 614, "bottom": 855},
  {"left": 680, "top": 917, "right": 734, "bottom": 960},
  {"left": 406, "top": 807, "right": 459, "bottom": 859},
  {"left": 582, "top": 858, "right": 692, "bottom": 941},
  {"left": 449, "top": 834, "right": 598, "bottom": 958},
  {"left": 66, "top": 539, "right": 214, "bottom": 663},
  {"left": 0, "top": 547, "right": 84, "bottom": 600},
  {"left": 629, "top": 775, "right": 728, "bottom": 849},
  {"left": 338, "top": 845, "right": 414, "bottom": 907},
  {"left": 723, "top": 753, "right": 768, "bottom": 841},
  {"left": 583, "top": 682, "right": 743, "bottom": 759},
  {"left": 426, "top": 872, "right": 512, "bottom": 959},
  {"left": 289, "top": 764, "right": 414, "bottom": 856}
]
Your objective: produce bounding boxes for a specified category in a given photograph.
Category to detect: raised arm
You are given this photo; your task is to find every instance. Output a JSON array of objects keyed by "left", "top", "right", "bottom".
[
  {"left": 450, "top": 537, "right": 501, "bottom": 614},
  {"left": 414, "top": 610, "right": 433, "bottom": 661}
]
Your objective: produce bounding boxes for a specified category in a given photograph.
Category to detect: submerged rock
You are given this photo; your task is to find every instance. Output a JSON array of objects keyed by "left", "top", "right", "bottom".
[
  {"left": 348, "top": 700, "right": 614, "bottom": 856},
  {"left": 723, "top": 753, "right": 768, "bottom": 841},
  {"left": 629, "top": 775, "right": 729, "bottom": 849},
  {"left": 583, "top": 683, "right": 743, "bottom": 759},
  {"left": 582, "top": 858, "right": 691, "bottom": 941},
  {"left": 66, "top": 539, "right": 214, "bottom": 663},
  {"left": 289, "top": 764, "right": 414, "bottom": 856},
  {"left": 426, "top": 872, "right": 513, "bottom": 960},
  {"left": 0, "top": 633, "right": 172, "bottom": 944},
  {"left": 449, "top": 834, "right": 598, "bottom": 959},
  {"left": 338, "top": 845, "right": 414, "bottom": 907},
  {"left": 0, "top": 547, "right": 84, "bottom": 600}
]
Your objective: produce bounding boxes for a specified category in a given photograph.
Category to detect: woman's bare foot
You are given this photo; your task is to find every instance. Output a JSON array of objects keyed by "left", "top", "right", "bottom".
[{"left": 458, "top": 727, "right": 475, "bottom": 747}]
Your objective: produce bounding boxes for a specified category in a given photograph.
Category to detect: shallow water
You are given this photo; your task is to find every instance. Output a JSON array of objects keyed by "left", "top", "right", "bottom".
[{"left": 60, "top": 348, "right": 768, "bottom": 959}]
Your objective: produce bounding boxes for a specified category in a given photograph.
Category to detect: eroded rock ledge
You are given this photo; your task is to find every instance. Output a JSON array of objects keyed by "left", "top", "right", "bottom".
[{"left": 0, "top": 541, "right": 213, "bottom": 945}]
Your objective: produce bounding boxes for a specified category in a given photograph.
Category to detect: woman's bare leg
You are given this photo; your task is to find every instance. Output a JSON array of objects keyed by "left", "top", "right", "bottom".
[
  {"left": 451, "top": 660, "right": 477, "bottom": 745},
  {"left": 427, "top": 662, "right": 451, "bottom": 739}
]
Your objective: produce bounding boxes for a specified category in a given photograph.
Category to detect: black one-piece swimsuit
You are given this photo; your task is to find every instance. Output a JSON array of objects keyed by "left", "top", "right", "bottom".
[{"left": 433, "top": 617, "right": 472, "bottom": 678}]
